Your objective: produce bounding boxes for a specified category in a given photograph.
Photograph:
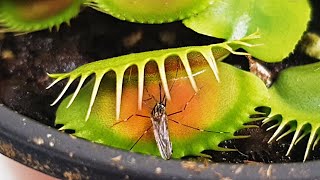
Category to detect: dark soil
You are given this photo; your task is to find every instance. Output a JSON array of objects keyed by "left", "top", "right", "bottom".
[{"left": 1, "top": 1, "right": 320, "bottom": 163}]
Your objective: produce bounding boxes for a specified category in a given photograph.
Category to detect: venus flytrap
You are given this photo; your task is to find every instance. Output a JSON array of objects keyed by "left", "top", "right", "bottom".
[
  {"left": 0, "top": 0, "right": 316, "bottom": 161},
  {"left": 54, "top": 56, "right": 269, "bottom": 159}
]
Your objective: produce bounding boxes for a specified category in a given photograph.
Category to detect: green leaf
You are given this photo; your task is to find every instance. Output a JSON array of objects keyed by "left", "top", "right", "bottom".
[
  {"left": 55, "top": 61, "right": 269, "bottom": 159},
  {"left": 183, "top": 0, "right": 311, "bottom": 62},
  {"left": 263, "top": 62, "right": 320, "bottom": 161},
  {"left": 86, "top": 0, "right": 213, "bottom": 23}
]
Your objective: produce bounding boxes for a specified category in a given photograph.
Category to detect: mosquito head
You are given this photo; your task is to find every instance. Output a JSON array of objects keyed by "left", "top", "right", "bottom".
[{"left": 151, "top": 103, "right": 166, "bottom": 119}]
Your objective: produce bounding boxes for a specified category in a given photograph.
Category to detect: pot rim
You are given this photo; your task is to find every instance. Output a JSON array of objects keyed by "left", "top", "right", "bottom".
[{"left": 0, "top": 104, "right": 317, "bottom": 179}]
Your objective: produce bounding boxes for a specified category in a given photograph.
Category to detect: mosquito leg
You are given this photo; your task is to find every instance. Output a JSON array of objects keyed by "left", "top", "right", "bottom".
[
  {"left": 168, "top": 118, "right": 229, "bottom": 133},
  {"left": 140, "top": 97, "right": 155, "bottom": 110},
  {"left": 168, "top": 60, "right": 181, "bottom": 92},
  {"left": 130, "top": 125, "right": 153, "bottom": 150},
  {"left": 136, "top": 114, "right": 150, "bottom": 119},
  {"left": 141, "top": 86, "right": 158, "bottom": 110},
  {"left": 143, "top": 97, "right": 153, "bottom": 101},
  {"left": 111, "top": 114, "right": 134, "bottom": 127},
  {"left": 167, "top": 86, "right": 204, "bottom": 117},
  {"left": 167, "top": 110, "right": 182, "bottom": 117},
  {"left": 144, "top": 86, "right": 158, "bottom": 102},
  {"left": 159, "top": 83, "right": 162, "bottom": 102},
  {"left": 162, "top": 59, "right": 182, "bottom": 103},
  {"left": 111, "top": 114, "right": 149, "bottom": 127},
  {"left": 128, "top": 66, "right": 133, "bottom": 82}
]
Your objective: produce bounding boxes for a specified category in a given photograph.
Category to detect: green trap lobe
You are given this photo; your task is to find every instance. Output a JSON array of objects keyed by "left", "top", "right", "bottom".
[
  {"left": 88, "top": 0, "right": 213, "bottom": 23},
  {"left": 265, "top": 62, "right": 320, "bottom": 161},
  {"left": 55, "top": 61, "right": 269, "bottom": 159}
]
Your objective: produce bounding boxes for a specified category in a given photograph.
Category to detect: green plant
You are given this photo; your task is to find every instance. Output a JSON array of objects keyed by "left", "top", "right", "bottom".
[
  {"left": 183, "top": 0, "right": 310, "bottom": 62},
  {"left": 1, "top": 0, "right": 315, "bottom": 161},
  {"left": 263, "top": 62, "right": 320, "bottom": 161}
]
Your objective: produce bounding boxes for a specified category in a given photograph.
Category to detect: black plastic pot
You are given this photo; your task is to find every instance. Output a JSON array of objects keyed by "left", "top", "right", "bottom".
[{"left": 0, "top": 105, "right": 319, "bottom": 179}]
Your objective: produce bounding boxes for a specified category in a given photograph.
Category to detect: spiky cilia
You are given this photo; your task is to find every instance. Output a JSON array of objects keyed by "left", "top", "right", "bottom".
[{"left": 48, "top": 32, "right": 260, "bottom": 121}]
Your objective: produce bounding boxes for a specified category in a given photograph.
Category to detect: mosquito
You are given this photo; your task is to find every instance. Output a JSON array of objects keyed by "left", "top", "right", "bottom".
[
  {"left": 113, "top": 83, "right": 174, "bottom": 160},
  {"left": 149, "top": 86, "right": 172, "bottom": 159},
  {"left": 130, "top": 64, "right": 180, "bottom": 160}
]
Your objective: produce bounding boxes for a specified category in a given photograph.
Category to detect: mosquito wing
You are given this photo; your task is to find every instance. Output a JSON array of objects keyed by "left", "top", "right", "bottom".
[{"left": 151, "top": 114, "right": 172, "bottom": 160}]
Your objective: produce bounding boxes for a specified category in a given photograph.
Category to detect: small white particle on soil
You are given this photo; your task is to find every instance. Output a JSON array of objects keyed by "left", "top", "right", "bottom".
[
  {"left": 69, "top": 134, "right": 77, "bottom": 139},
  {"left": 33, "top": 137, "right": 44, "bottom": 145},
  {"left": 129, "top": 157, "right": 136, "bottom": 165},
  {"left": 235, "top": 165, "right": 244, "bottom": 174},
  {"left": 220, "top": 177, "right": 232, "bottom": 180},
  {"left": 69, "top": 152, "right": 74, "bottom": 158},
  {"left": 1, "top": 49, "right": 15, "bottom": 60},
  {"left": 112, "top": 155, "right": 122, "bottom": 163},
  {"left": 47, "top": 134, "right": 52, "bottom": 138},
  {"left": 0, "top": 104, "right": 3, "bottom": 107},
  {"left": 181, "top": 161, "right": 197, "bottom": 170},
  {"left": 198, "top": 164, "right": 206, "bottom": 169},
  {"left": 22, "top": 118, "right": 26, "bottom": 121},
  {"left": 267, "top": 165, "right": 273, "bottom": 177},
  {"left": 155, "top": 167, "right": 162, "bottom": 175},
  {"left": 49, "top": 142, "right": 55, "bottom": 147},
  {"left": 258, "top": 167, "right": 264, "bottom": 174}
]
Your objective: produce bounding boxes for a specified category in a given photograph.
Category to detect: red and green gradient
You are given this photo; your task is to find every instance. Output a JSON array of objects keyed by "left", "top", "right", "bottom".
[
  {"left": 0, "top": 0, "right": 83, "bottom": 32},
  {"left": 56, "top": 54, "right": 268, "bottom": 158},
  {"left": 14, "top": 0, "right": 75, "bottom": 21}
]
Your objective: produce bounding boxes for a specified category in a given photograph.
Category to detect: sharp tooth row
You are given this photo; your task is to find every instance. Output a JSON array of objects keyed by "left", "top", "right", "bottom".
[
  {"left": 264, "top": 116, "right": 320, "bottom": 162},
  {"left": 48, "top": 38, "right": 256, "bottom": 123}
]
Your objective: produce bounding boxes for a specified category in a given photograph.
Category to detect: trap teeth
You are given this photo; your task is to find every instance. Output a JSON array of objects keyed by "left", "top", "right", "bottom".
[{"left": 49, "top": 38, "right": 255, "bottom": 123}]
